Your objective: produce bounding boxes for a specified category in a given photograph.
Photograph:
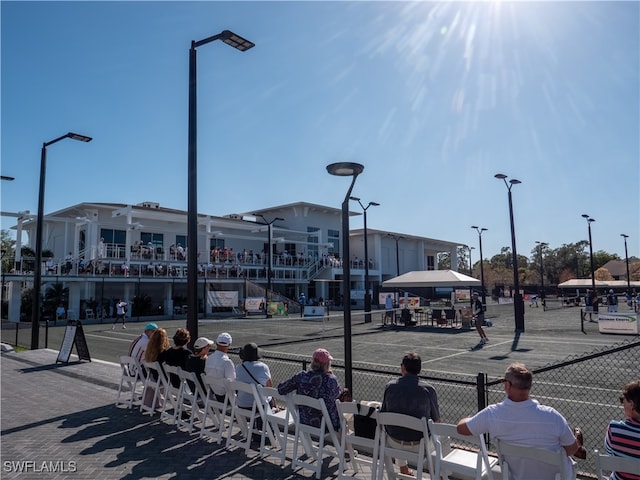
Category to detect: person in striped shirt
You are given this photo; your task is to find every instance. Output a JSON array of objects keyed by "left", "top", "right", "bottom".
[{"left": 605, "top": 380, "right": 640, "bottom": 480}]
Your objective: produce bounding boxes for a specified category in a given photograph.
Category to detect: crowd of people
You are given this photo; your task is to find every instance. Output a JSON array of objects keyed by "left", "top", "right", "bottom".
[{"left": 125, "top": 326, "right": 639, "bottom": 478}]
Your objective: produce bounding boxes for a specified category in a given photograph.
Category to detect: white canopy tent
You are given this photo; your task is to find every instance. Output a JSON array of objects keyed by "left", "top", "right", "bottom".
[
  {"left": 557, "top": 279, "right": 640, "bottom": 289},
  {"left": 382, "top": 270, "right": 481, "bottom": 288}
]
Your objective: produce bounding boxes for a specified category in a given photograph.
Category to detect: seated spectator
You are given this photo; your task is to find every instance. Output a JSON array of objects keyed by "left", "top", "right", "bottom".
[
  {"left": 121, "top": 262, "right": 129, "bottom": 277},
  {"left": 143, "top": 328, "right": 170, "bottom": 408},
  {"left": 46, "top": 259, "right": 56, "bottom": 274},
  {"left": 204, "top": 332, "right": 235, "bottom": 402},
  {"left": 278, "top": 348, "right": 341, "bottom": 432},
  {"left": 158, "top": 328, "right": 192, "bottom": 388},
  {"left": 55, "top": 304, "right": 66, "bottom": 321},
  {"left": 381, "top": 352, "right": 440, "bottom": 477},
  {"left": 128, "top": 323, "right": 158, "bottom": 374},
  {"left": 605, "top": 380, "right": 640, "bottom": 479},
  {"left": 457, "top": 363, "right": 584, "bottom": 480},
  {"left": 185, "top": 337, "right": 214, "bottom": 391},
  {"left": 236, "top": 343, "right": 273, "bottom": 410},
  {"left": 176, "top": 243, "right": 185, "bottom": 260}
]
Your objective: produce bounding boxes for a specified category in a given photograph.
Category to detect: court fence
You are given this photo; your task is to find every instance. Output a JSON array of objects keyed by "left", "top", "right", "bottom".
[{"left": 243, "top": 337, "right": 639, "bottom": 479}]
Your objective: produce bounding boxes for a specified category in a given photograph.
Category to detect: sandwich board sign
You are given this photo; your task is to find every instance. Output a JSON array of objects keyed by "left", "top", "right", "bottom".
[{"left": 56, "top": 320, "right": 91, "bottom": 363}]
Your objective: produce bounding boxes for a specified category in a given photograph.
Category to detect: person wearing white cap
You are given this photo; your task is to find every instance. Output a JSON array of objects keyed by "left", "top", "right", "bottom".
[
  {"left": 204, "top": 332, "right": 235, "bottom": 401},
  {"left": 607, "top": 289, "right": 618, "bottom": 312}
]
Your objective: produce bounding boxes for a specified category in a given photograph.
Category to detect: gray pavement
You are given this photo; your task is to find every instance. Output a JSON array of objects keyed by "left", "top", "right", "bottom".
[{"left": 1, "top": 348, "right": 335, "bottom": 480}]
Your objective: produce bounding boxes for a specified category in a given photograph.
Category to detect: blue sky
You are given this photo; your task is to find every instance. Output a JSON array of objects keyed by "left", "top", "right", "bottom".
[{"left": 2, "top": 1, "right": 638, "bottom": 262}]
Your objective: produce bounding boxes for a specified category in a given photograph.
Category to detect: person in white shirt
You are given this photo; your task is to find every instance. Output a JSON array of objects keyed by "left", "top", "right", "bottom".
[
  {"left": 127, "top": 323, "right": 158, "bottom": 375},
  {"left": 204, "top": 332, "right": 235, "bottom": 402},
  {"left": 112, "top": 299, "right": 128, "bottom": 329},
  {"left": 457, "top": 363, "right": 584, "bottom": 480}
]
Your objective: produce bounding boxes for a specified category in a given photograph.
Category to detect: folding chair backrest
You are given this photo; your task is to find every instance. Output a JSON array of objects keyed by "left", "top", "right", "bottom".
[
  {"left": 176, "top": 367, "right": 206, "bottom": 433},
  {"left": 159, "top": 364, "right": 182, "bottom": 423},
  {"left": 336, "top": 400, "right": 380, "bottom": 479},
  {"left": 140, "top": 361, "right": 163, "bottom": 415},
  {"left": 377, "top": 412, "right": 432, "bottom": 480},
  {"left": 116, "top": 355, "right": 143, "bottom": 408},
  {"left": 225, "top": 379, "right": 265, "bottom": 453},
  {"left": 496, "top": 438, "right": 571, "bottom": 480},
  {"left": 429, "top": 420, "right": 496, "bottom": 480},
  {"left": 258, "top": 385, "right": 294, "bottom": 466},
  {"left": 287, "top": 392, "right": 341, "bottom": 479},
  {"left": 594, "top": 449, "right": 640, "bottom": 480},
  {"left": 200, "top": 374, "right": 230, "bottom": 444}
]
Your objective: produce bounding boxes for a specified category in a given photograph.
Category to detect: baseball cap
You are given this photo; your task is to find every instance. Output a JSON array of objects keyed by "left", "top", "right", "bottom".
[
  {"left": 216, "top": 332, "right": 233, "bottom": 346},
  {"left": 193, "top": 337, "right": 214, "bottom": 350},
  {"left": 609, "top": 289, "right": 614, "bottom": 293},
  {"left": 472, "top": 292, "right": 479, "bottom": 297},
  {"left": 144, "top": 323, "right": 158, "bottom": 331},
  {"left": 313, "top": 348, "right": 333, "bottom": 364}
]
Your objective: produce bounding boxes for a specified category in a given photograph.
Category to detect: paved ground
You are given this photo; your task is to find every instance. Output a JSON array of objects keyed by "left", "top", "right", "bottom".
[{"left": 1, "top": 300, "right": 637, "bottom": 479}]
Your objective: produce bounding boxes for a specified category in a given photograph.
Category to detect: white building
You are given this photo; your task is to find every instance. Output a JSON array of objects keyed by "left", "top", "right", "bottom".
[{"left": 2, "top": 201, "right": 462, "bottom": 321}]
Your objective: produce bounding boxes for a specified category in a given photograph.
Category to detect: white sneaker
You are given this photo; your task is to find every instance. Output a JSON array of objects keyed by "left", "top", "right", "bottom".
[
  {"left": 122, "top": 325, "right": 126, "bottom": 329},
  {"left": 111, "top": 325, "right": 115, "bottom": 330},
  {"left": 481, "top": 338, "right": 488, "bottom": 344}
]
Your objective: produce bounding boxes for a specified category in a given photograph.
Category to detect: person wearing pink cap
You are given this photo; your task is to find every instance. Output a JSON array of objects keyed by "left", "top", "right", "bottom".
[{"left": 277, "top": 348, "right": 342, "bottom": 431}]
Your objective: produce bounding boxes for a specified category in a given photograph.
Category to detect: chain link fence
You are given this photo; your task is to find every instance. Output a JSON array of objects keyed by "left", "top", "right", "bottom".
[{"left": 244, "top": 337, "right": 639, "bottom": 479}]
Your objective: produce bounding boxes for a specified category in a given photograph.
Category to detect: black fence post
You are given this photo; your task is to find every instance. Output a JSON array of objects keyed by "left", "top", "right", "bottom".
[{"left": 477, "top": 372, "right": 487, "bottom": 412}]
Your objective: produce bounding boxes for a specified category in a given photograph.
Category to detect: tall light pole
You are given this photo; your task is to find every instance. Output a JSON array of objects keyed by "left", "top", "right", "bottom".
[
  {"left": 187, "top": 30, "right": 254, "bottom": 344},
  {"left": 32, "top": 132, "right": 92, "bottom": 349},
  {"left": 349, "top": 197, "right": 379, "bottom": 323},
  {"left": 535, "top": 241, "right": 548, "bottom": 310},
  {"left": 247, "top": 214, "right": 284, "bottom": 318},
  {"left": 495, "top": 174, "right": 524, "bottom": 332},
  {"left": 387, "top": 233, "right": 404, "bottom": 311},
  {"left": 582, "top": 214, "right": 596, "bottom": 295},
  {"left": 621, "top": 234, "right": 630, "bottom": 294},
  {"left": 471, "top": 226, "right": 487, "bottom": 307},
  {"left": 327, "top": 162, "right": 364, "bottom": 395}
]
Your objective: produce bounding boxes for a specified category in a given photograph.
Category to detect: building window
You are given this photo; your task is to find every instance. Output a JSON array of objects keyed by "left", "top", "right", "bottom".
[
  {"left": 427, "top": 255, "right": 435, "bottom": 271},
  {"left": 307, "top": 227, "right": 319, "bottom": 260},
  {"left": 328, "top": 229, "right": 340, "bottom": 257},
  {"left": 100, "top": 228, "right": 126, "bottom": 246},
  {"left": 141, "top": 232, "right": 164, "bottom": 249},
  {"left": 176, "top": 235, "right": 187, "bottom": 249},
  {"left": 209, "top": 238, "right": 224, "bottom": 249}
]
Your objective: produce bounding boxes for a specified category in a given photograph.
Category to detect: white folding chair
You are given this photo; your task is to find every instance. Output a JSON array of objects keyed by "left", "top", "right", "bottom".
[
  {"left": 200, "top": 374, "right": 231, "bottom": 444},
  {"left": 116, "top": 355, "right": 144, "bottom": 408},
  {"left": 159, "top": 364, "right": 182, "bottom": 424},
  {"left": 429, "top": 420, "right": 497, "bottom": 480},
  {"left": 225, "top": 379, "right": 265, "bottom": 454},
  {"left": 594, "top": 449, "right": 640, "bottom": 480},
  {"left": 287, "top": 392, "right": 341, "bottom": 479},
  {"left": 496, "top": 438, "right": 574, "bottom": 480},
  {"left": 176, "top": 367, "right": 206, "bottom": 433},
  {"left": 139, "top": 361, "right": 164, "bottom": 415},
  {"left": 336, "top": 400, "right": 380, "bottom": 480},
  {"left": 257, "top": 385, "right": 294, "bottom": 467},
  {"left": 377, "top": 412, "right": 434, "bottom": 480}
]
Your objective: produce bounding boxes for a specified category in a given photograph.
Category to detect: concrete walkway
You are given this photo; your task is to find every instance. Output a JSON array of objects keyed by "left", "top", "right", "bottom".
[{"left": 0, "top": 348, "right": 347, "bottom": 480}]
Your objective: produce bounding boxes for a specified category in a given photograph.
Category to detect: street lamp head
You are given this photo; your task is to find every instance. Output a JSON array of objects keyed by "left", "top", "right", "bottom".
[
  {"left": 274, "top": 217, "right": 284, "bottom": 222},
  {"left": 509, "top": 179, "right": 521, "bottom": 185},
  {"left": 220, "top": 30, "right": 255, "bottom": 51},
  {"left": 369, "top": 202, "right": 380, "bottom": 207},
  {"left": 349, "top": 196, "right": 361, "bottom": 202},
  {"left": 66, "top": 132, "right": 93, "bottom": 142},
  {"left": 621, "top": 233, "right": 629, "bottom": 239},
  {"left": 326, "top": 162, "right": 365, "bottom": 177},
  {"left": 494, "top": 173, "right": 507, "bottom": 180},
  {"left": 1, "top": 175, "right": 15, "bottom": 181}
]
